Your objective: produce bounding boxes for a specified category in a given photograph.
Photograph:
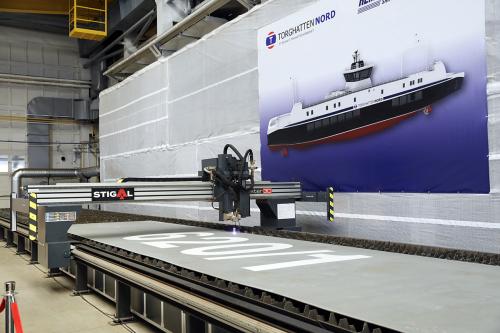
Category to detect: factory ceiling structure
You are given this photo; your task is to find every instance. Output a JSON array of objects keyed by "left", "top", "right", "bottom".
[{"left": 0, "top": 0, "right": 258, "bottom": 83}]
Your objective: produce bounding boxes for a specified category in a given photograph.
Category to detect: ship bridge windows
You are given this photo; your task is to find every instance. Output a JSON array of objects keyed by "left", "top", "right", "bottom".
[
  {"left": 354, "top": 97, "right": 357, "bottom": 102},
  {"left": 311, "top": 110, "right": 314, "bottom": 115},
  {"left": 326, "top": 105, "right": 329, "bottom": 111},
  {"left": 381, "top": 89, "right": 384, "bottom": 94},
  {"left": 306, "top": 111, "right": 309, "bottom": 116},
  {"left": 418, "top": 78, "right": 423, "bottom": 83},
  {"left": 344, "top": 67, "right": 372, "bottom": 82},
  {"left": 403, "top": 83, "right": 406, "bottom": 88}
]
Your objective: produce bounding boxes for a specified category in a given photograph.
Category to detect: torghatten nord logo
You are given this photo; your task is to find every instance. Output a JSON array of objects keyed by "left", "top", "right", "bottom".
[
  {"left": 266, "top": 31, "right": 277, "bottom": 49},
  {"left": 264, "top": 9, "right": 336, "bottom": 50}
]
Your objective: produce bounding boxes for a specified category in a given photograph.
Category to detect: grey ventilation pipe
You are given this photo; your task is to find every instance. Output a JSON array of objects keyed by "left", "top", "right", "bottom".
[
  {"left": 79, "top": 166, "right": 100, "bottom": 180},
  {"left": 10, "top": 167, "right": 100, "bottom": 231}
]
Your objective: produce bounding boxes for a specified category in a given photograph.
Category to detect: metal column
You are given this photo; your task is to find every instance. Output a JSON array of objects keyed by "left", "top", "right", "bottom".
[
  {"left": 5, "top": 230, "right": 14, "bottom": 247},
  {"left": 73, "top": 261, "right": 89, "bottom": 295},
  {"left": 4, "top": 281, "right": 15, "bottom": 333},
  {"left": 114, "top": 281, "right": 133, "bottom": 323},
  {"left": 30, "top": 241, "right": 38, "bottom": 264},
  {"left": 16, "top": 236, "right": 26, "bottom": 254}
]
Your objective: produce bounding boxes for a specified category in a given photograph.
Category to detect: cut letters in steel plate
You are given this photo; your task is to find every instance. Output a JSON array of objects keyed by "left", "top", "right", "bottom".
[{"left": 91, "top": 187, "right": 135, "bottom": 201}]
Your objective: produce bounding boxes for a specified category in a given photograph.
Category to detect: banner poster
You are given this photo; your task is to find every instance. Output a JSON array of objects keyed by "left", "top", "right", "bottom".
[{"left": 258, "top": 0, "right": 489, "bottom": 193}]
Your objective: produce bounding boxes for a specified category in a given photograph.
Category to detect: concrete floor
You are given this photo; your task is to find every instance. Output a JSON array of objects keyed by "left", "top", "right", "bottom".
[{"left": 0, "top": 242, "right": 158, "bottom": 333}]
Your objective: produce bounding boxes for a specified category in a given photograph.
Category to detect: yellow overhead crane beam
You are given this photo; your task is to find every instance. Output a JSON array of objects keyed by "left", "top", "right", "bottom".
[
  {"left": 0, "top": 0, "right": 113, "bottom": 41},
  {"left": 0, "top": 0, "right": 69, "bottom": 15}
]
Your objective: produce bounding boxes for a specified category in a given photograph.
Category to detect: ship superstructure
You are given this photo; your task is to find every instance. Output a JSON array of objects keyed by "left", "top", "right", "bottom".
[{"left": 267, "top": 51, "right": 465, "bottom": 149}]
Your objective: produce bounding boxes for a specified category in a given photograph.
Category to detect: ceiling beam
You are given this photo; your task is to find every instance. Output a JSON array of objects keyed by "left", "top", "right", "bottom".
[
  {"left": 0, "top": 0, "right": 114, "bottom": 15},
  {"left": 0, "top": 0, "right": 68, "bottom": 15},
  {"left": 104, "top": 0, "right": 232, "bottom": 77},
  {"left": 235, "top": 0, "right": 253, "bottom": 10}
]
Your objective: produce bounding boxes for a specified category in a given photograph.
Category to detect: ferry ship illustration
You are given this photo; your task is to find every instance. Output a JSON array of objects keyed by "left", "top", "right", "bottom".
[{"left": 267, "top": 51, "right": 465, "bottom": 150}]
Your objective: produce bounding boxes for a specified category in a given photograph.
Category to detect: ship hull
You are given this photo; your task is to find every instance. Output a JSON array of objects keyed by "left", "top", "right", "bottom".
[{"left": 267, "top": 76, "right": 463, "bottom": 149}]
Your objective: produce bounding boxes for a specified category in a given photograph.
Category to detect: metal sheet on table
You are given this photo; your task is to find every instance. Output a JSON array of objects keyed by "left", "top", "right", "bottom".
[{"left": 69, "top": 221, "right": 500, "bottom": 333}]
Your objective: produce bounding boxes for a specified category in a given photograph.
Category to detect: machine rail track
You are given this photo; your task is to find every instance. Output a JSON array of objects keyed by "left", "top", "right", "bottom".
[{"left": 1, "top": 209, "right": 499, "bottom": 266}]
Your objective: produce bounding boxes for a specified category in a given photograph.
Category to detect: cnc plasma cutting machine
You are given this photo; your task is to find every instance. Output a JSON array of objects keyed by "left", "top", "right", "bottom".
[{"left": 10, "top": 145, "right": 301, "bottom": 269}]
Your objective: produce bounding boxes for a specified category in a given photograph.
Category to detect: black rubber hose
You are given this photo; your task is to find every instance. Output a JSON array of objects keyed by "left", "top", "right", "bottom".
[
  {"left": 240, "top": 149, "right": 255, "bottom": 190},
  {"left": 223, "top": 144, "right": 244, "bottom": 160},
  {"left": 243, "top": 149, "right": 253, "bottom": 164}
]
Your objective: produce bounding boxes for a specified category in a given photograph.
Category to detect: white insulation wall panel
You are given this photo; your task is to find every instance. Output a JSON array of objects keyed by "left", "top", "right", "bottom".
[
  {"left": 100, "top": 60, "right": 168, "bottom": 158},
  {"left": 100, "top": 0, "right": 500, "bottom": 253},
  {"left": 167, "top": 31, "right": 257, "bottom": 100},
  {"left": 167, "top": 70, "right": 259, "bottom": 145}
]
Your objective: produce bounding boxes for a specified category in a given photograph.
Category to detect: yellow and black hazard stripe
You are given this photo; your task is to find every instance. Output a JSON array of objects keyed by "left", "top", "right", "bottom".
[
  {"left": 327, "top": 187, "right": 334, "bottom": 222},
  {"left": 28, "top": 192, "right": 37, "bottom": 241}
]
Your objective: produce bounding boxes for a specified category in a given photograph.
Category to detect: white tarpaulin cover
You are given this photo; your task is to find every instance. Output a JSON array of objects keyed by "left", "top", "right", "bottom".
[{"left": 100, "top": 0, "right": 500, "bottom": 253}]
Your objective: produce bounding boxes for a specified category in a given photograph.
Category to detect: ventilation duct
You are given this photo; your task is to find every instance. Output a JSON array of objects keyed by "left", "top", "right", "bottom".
[{"left": 26, "top": 97, "right": 97, "bottom": 168}]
